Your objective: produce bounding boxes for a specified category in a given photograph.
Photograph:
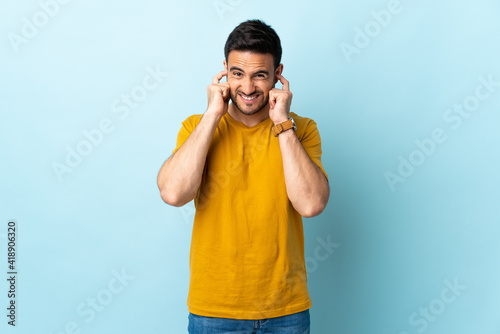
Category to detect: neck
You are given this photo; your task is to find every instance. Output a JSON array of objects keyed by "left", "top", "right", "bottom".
[{"left": 227, "top": 102, "right": 270, "bottom": 127}]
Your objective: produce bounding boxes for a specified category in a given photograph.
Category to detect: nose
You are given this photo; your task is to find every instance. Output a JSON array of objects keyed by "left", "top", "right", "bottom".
[{"left": 241, "top": 77, "right": 255, "bottom": 95}]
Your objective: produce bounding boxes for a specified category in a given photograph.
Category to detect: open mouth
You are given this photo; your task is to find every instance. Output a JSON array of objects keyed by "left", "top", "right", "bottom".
[{"left": 239, "top": 94, "right": 260, "bottom": 104}]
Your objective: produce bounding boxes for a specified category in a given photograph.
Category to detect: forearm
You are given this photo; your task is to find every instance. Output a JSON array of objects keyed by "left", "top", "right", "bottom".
[
  {"left": 157, "top": 111, "right": 222, "bottom": 206},
  {"left": 278, "top": 129, "right": 329, "bottom": 217}
]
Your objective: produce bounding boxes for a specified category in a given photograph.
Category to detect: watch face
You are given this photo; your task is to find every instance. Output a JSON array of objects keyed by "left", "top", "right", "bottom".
[{"left": 290, "top": 117, "right": 297, "bottom": 130}]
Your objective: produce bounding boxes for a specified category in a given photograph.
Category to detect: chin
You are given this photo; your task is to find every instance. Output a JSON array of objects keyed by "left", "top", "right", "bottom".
[
  {"left": 232, "top": 99, "right": 268, "bottom": 116},
  {"left": 238, "top": 107, "right": 261, "bottom": 116}
]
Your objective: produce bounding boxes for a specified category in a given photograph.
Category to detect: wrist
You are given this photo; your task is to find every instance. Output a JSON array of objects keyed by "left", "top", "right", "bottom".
[
  {"left": 203, "top": 109, "right": 224, "bottom": 123},
  {"left": 205, "top": 107, "right": 225, "bottom": 117},
  {"left": 271, "top": 117, "right": 296, "bottom": 137},
  {"left": 270, "top": 110, "right": 290, "bottom": 125},
  {"left": 272, "top": 118, "right": 289, "bottom": 125}
]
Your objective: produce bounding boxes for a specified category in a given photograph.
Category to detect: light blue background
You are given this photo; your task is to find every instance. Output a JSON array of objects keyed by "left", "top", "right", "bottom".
[{"left": 1, "top": 0, "right": 499, "bottom": 333}]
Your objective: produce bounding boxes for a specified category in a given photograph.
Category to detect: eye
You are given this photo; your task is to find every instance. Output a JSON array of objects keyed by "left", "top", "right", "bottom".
[{"left": 233, "top": 72, "right": 242, "bottom": 77}]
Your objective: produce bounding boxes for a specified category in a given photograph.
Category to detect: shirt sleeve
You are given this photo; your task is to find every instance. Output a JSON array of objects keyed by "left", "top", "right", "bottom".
[
  {"left": 172, "top": 115, "right": 202, "bottom": 155},
  {"left": 297, "top": 118, "right": 329, "bottom": 182}
]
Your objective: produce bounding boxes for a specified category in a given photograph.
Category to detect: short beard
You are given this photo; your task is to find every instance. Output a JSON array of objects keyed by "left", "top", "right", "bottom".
[{"left": 230, "top": 92, "right": 269, "bottom": 116}]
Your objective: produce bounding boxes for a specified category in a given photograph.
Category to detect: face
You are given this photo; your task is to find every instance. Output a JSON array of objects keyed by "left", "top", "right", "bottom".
[{"left": 224, "top": 51, "right": 282, "bottom": 116}]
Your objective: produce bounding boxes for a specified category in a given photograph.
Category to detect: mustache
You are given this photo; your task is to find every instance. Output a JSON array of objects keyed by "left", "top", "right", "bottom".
[{"left": 234, "top": 89, "right": 264, "bottom": 96}]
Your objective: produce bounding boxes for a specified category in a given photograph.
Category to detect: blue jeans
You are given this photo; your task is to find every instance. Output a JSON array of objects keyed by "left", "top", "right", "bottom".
[{"left": 187, "top": 309, "right": 310, "bottom": 334}]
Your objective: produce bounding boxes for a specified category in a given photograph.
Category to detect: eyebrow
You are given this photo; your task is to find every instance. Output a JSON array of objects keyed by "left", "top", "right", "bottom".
[{"left": 229, "top": 66, "right": 269, "bottom": 76}]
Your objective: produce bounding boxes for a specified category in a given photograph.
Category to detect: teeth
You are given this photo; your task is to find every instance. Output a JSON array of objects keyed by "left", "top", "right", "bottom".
[{"left": 241, "top": 94, "right": 257, "bottom": 100}]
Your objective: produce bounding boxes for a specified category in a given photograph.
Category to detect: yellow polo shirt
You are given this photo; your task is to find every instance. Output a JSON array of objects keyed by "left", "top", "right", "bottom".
[{"left": 173, "top": 111, "right": 327, "bottom": 320}]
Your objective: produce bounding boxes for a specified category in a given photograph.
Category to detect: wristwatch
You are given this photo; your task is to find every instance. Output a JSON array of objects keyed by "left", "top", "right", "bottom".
[{"left": 272, "top": 117, "right": 296, "bottom": 137}]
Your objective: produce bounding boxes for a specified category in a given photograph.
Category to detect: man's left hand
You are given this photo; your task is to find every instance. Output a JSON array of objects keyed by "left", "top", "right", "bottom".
[{"left": 269, "top": 74, "right": 293, "bottom": 124}]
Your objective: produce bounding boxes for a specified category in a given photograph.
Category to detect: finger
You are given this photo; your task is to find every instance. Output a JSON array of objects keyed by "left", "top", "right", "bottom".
[
  {"left": 269, "top": 91, "right": 276, "bottom": 109},
  {"left": 277, "top": 74, "right": 290, "bottom": 91},
  {"left": 220, "top": 83, "right": 230, "bottom": 99},
  {"left": 212, "top": 70, "right": 228, "bottom": 84}
]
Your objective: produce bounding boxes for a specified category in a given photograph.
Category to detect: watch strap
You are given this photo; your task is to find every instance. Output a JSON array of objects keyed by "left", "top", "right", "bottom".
[{"left": 272, "top": 118, "right": 296, "bottom": 137}]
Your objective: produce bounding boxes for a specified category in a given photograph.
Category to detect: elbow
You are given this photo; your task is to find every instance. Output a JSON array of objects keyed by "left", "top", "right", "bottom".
[
  {"left": 159, "top": 189, "right": 188, "bottom": 207},
  {"left": 298, "top": 187, "right": 330, "bottom": 218},
  {"left": 159, "top": 190, "right": 176, "bottom": 206},
  {"left": 160, "top": 189, "right": 192, "bottom": 207},
  {"left": 157, "top": 173, "right": 188, "bottom": 207},
  {"left": 299, "top": 202, "right": 327, "bottom": 218},
  {"left": 157, "top": 174, "right": 198, "bottom": 207},
  {"left": 158, "top": 178, "right": 193, "bottom": 206}
]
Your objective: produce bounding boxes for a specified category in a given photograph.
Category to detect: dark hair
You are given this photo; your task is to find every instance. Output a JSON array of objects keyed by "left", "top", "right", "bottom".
[{"left": 224, "top": 19, "right": 282, "bottom": 70}]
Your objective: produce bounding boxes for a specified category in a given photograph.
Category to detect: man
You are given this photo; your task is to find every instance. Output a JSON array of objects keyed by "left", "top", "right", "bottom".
[{"left": 157, "top": 19, "right": 329, "bottom": 334}]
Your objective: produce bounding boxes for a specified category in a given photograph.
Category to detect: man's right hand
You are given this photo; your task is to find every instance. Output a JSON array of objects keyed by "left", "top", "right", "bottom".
[
  {"left": 206, "top": 70, "right": 230, "bottom": 116},
  {"left": 157, "top": 69, "right": 230, "bottom": 207}
]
